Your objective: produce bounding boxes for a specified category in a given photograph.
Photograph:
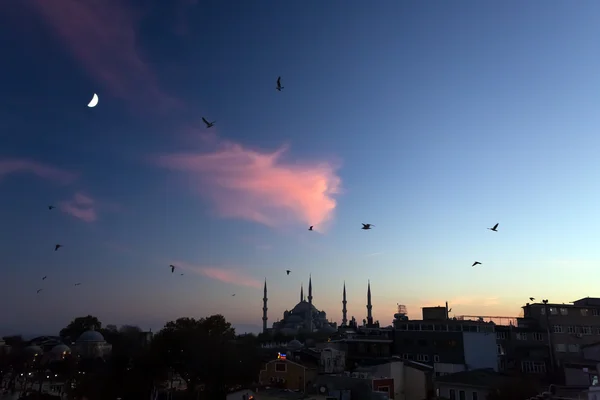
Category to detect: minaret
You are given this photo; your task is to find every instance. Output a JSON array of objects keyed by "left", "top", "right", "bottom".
[
  {"left": 300, "top": 283, "right": 304, "bottom": 302},
  {"left": 262, "top": 278, "right": 268, "bottom": 333},
  {"left": 342, "top": 281, "right": 348, "bottom": 326},
  {"left": 366, "top": 280, "right": 373, "bottom": 326},
  {"left": 308, "top": 274, "right": 313, "bottom": 305}
]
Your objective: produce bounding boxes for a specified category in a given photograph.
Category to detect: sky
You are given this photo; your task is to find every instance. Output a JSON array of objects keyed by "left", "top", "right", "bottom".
[{"left": 2, "top": 0, "right": 600, "bottom": 336}]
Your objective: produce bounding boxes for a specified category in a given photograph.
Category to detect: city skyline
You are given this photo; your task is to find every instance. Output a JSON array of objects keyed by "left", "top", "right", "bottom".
[{"left": 2, "top": 0, "right": 600, "bottom": 336}]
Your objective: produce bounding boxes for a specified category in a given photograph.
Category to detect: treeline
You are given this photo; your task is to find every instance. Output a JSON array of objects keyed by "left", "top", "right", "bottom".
[{"left": 1, "top": 314, "right": 264, "bottom": 400}]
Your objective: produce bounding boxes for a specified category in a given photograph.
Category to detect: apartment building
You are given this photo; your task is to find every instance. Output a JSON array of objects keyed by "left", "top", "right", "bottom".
[
  {"left": 495, "top": 324, "right": 550, "bottom": 376},
  {"left": 520, "top": 297, "right": 600, "bottom": 368}
]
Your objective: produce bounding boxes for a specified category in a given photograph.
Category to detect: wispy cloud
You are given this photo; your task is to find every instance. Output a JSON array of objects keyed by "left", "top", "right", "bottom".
[
  {"left": 59, "top": 192, "right": 97, "bottom": 223},
  {"left": 156, "top": 140, "right": 342, "bottom": 231},
  {"left": 173, "top": 261, "right": 262, "bottom": 288},
  {"left": 28, "top": 0, "right": 180, "bottom": 111},
  {"left": 0, "top": 158, "right": 78, "bottom": 185}
]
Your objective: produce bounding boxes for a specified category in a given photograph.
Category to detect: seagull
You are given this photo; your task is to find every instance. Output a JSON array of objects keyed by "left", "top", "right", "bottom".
[
  {"left": 488, "top": 223, "right": 499, "bottom": 232},
  {"left": 308, "top": 226, "right": 313, "bottom": 231},
  {"left": 42, "top": 276, "right": 47, "bottom": 280},
  {"left": 232, "top": 294, "right": 236, "bottom": 296},
  {"left": 276, "top": 76, "right": 284, "bottom": 91},
  {"left": 54, "top": 244, "right": 62, "bottom": 251},
  {"left": 361, "top": 223, "right": 374, "bottom": 230},
  {"left": 472, "top": 261, "right": 482, "bottom": 267},
  {"left": 74, "top": 283, "right": 81, "bottom": 286},
  {"left": 530, "top": 297, "right": 535, "bottom": 301},
  {"left": 170, "top": 265, "right": 176, "bottom": 273},
  {"left": 202, "top": 117, "right": 215, "bottom": 128},
  {"left": 286, "top": 270, "right": 291, "bottom": 275},
  {"left": 37, "top": 289, "right": 43, "bottom": 294},
  {"left": 48, "top": 205, "right": 55, "bottom": 210}
]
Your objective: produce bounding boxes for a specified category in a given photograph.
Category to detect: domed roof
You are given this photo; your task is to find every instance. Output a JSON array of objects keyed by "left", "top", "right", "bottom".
[
  {"left": 319, "top": 324, "right": 337, "bottom": 334},
  {"left": 77, "top": 330, "right": 105, "bottom": 342},
  {"left": 23, "top": 345, "right": 43, "bottom": 355},
  {"left": 291, "top": 300, "right": 318, "bottom": 315},
  {"left": 287, "top": 315, "right": 303, "bottom": 323},
  {"left": 51, "top": 344, "right": 71, "bottom": 354},
  {"left": 287, "top": 339, "right": 303, "bottom": 350}
]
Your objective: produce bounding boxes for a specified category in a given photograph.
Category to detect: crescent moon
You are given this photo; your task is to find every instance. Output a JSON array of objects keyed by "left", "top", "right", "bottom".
[{"left": 87, "top": 93, "right": 99, "bottom": 108}]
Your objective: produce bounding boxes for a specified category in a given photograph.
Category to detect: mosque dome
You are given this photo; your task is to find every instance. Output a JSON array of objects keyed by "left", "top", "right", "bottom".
[
  {"left": 287, "top": 315, "right": 303, "bottom": 323},
  {"left": 23, "top": 345, "right": 43, "bottom": 356},
  {"left": 51, "top": 344, "right": 71, "bottom": 355},
  {"left": 287, "top": 339, "right": 303, "bottom": 350},
  {"left": 291, "top": 301, "right": 318, "bottom": 315},
  {"left": 77, "top": 330, "right": 105, "bottom": 342}
]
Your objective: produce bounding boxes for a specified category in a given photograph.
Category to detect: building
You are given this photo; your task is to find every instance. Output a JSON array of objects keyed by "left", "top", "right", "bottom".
[
  {"left": 263, "top": 276, "right": 337, "bottom": 336},
  {"left": 392, "top": 308, "right": 497, "bottom": 374},
  {"left": 434, "top": 369, "right": 530, "bottom": 400},
  {"left": 495, "top": 324, "right": 550, "bottom": 376},
  {"left": 520, "top": 297, "right": 600, "bottom": 369},
  {"left": 258, "top": 356, "right": 318, "bottom": 392}
]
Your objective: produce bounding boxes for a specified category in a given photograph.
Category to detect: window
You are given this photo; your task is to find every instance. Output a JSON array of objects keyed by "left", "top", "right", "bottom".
[
  {"left": 581, "top": 309, "right": 589, "bottom": 316},
  {"left": 568, "top": 344, "right": 580, "bottom": 353},
  {"left": 555, "top": 344, "right": 566, "bottom": 352},
  {"left": 497, "top": 344, "right": 505, "bottom": 355},
  {"left": 550, "top": 307, "right": 558, "bottom": 315},
  {"left": 593, "top": 309, "right": 599, "bottom": 316},
  {"left": 275, "top": 362, "right": 286, "bottom": 372},
  {"left": 378, "top": 386, "right": 390, "bottom": 393},
  {"left": 516, "top": 332, "right": 527, "bottom": 340},
  {"left": 434, "top": 355, "right": 440, "bottom": 362},
  {"left": 553, "top": 325, "right": 564, "bottom": 333},
  {"left": 567, "top": 326, "right": 576, "bottom": 334},
  {"left": 533, "top": 333, "right": 543, "bottom": 341},
  {"left": 472, "top": 392, "right": 478, "bottom": 400},
  {"left": 560, "top": 308, "right": 569, "bottom": 315},
  {"left": 496, "top": 332, "right": 506, "bottom": 340},
  {"left": 541, "top": 307, "right": 546, "bottom": 315},
  {"left": 417, "top": 354, "right": 429, "bottom": 362},
  {"left": 449, "top": 389, "right": 456, "bottom": 400},
  {"left": 521, "top": 361, "right": 547, "bottom": 373},
  {"left": 583, "top": 326, "right": 593, "bottom": 335},
  {"left": 459, "top": 390, "right": 466, "bottom": 400}
]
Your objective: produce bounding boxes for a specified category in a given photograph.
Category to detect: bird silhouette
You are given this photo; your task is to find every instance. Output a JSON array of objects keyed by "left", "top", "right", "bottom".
[
  {"left": 74, "top": 283, "right": 81, "bottom": 286},
  {"left": 276, "top": 76, "right": 284, "bottom": 91},
  {"left": 530, "top": 297, "right": 535, "bottom": 301},
  {"left": 286, "top": 270, "right": 291, "bottom": 275},
  {"left": 54, "top": 244, "right": 62, "bottom": 251},
  {"left": 180, "top": 273, "right": 184, "bottom": 276},
  {"left": 232, "top": 294, "right": 236, "bottom": 296},
  {"left": 36, "top": 289, "right": 43, "bottom": 294},
  {"left": 48, "top": 205, "right": 55, "bottom": 210},
  {"left": 170, "top": 265, "right": 176, "bottom": 273},
  {"left": 488, "top": 223, "right": 499, "bottom": 232},
  {"left": 448, "top": 308, "right": 452, "bottom": 313},
  {"left": 361, "top": 223, "right": 374, "bottom": 230},
  {"left": 42, "top": 276, "right": 47, "bottom": 280},
  {"left": 472, "top": 261, "right": 482, "bottom": 267},
  {"left": 202, "top": 117, "right": 215, "bottom": 128},
  {"left": 308, "top": 226, "right": 313, "bottom": 231}
]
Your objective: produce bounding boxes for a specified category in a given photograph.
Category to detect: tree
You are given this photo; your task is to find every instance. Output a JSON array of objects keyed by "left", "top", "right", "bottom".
[
  {"left": 2, "top": 335, "right": 24, "bottom": 347},
  {"left": 59, "top": 315, "right": 102, "bottom": 343},
  {"left": 152, "top": 315, "right": 239, "bottom": 399}
]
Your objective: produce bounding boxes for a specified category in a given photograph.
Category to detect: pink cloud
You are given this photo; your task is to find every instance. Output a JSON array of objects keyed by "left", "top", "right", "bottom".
[
  {"left": 59, "top": 192, "right": 97, "bottom": 223},
  {"left": 0, "top": 158, "right": 78, "bottom": 185},
  {"left": 28, "top": 0, "right": 180, "bottom": 111},
  {"left": 173, "top": 261, "right": 262, "bottom": 288},
  {"left": 157, "top": 141, "right": 342, "bottom": 230}
]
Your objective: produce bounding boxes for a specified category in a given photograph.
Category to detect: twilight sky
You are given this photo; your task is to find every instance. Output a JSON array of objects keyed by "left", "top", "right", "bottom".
[{"left": 2, "top": 0, "right": 600, "bottom": 336}]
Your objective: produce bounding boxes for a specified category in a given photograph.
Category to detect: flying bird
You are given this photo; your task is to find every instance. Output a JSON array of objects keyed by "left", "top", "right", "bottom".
[
  {"left": 37, "top": 289, "right": 43, "bottom": 294},
  {"left": 48, "top": 205, "right": 55, "bottom": 210},
  {"left": 308, "top": 226, "right": 313, "bottom": 231},
  {"left": 42, "top": 276, "right": 47, "bottom": 280},
  {"left": 488, "top": 223, "right": 499, "bottom": 232},
  {"left": 472, "top": 261, "right": 482, "bottom": 267},
  {"left": 74, "top": 283, "right": 81, "bottom": 286},
  {"left": 530, "top": 297, "right": 535, "bottom": 301},
  {"left": 202, "top": 117, "right": 215, "bottom": 128},
  {"left": 276, "top": 76, "right": 284, "bottom": 91},
  {"left": 180, "top": 273, "right": 184, "bottom": 276},
  {"left": 361, "top": 223, "right": 374, "bottom": 230},
  {"left": 232, "top": 294, "right": 236, "bottom": 296},
  {"left": 286, "top": 270, "right": 291, "bottom": 275},
  {"left": 54, "top": 244, "right": 62, "bottom": 251},
  {"left": 170, "top": 265, "right": 176, "bottom": 273}
]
